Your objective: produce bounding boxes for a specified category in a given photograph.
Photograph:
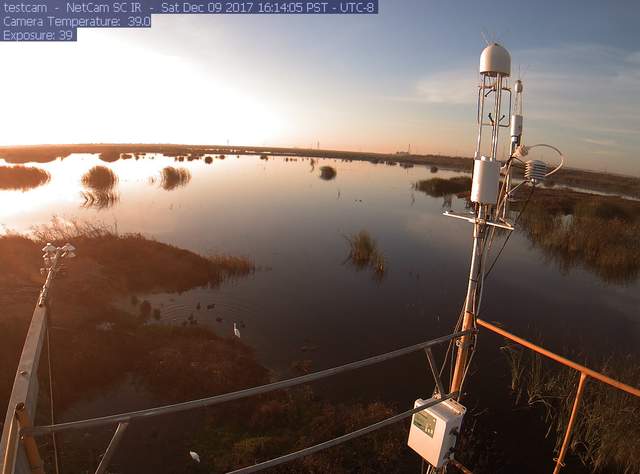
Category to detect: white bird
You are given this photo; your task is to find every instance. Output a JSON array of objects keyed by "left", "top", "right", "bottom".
[
  {"left": 189, "top": 451, "right": 200, "bottom": 463},
  {"left": 233, "top": 322, "right": 241, "bottom": 338}
]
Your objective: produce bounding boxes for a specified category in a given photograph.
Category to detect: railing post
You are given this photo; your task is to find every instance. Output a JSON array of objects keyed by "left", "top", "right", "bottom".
[
  {"left": 15, "top": 403, "right": 45, "bottom": 474},
  {"left": 553, "top": 372, "right": 588, "bottom": 474}
]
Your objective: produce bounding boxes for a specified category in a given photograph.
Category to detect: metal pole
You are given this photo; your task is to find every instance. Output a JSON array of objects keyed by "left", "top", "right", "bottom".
[
  {"left": 15, "top": 403, "right": 45, "bottom": 474},
  {"left": 553, "top": 372, "right": 588, "bottom": 474},
  {"left": 95, "top": 422, "right": 129, "bottom": 474},
  {"left": 450, "top": 219, "right": 483, "bottom": 394}
]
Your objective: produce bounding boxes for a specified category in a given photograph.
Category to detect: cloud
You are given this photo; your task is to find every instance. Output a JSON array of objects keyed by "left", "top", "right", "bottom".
[{"left": 582, "top": 138, "right": 616, "bottom": 147}]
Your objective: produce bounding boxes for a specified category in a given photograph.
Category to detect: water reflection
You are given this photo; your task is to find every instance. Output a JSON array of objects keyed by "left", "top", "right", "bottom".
[
  {"left": 81, "top": 190, "right": 120, "bottom": 210},
  {"left": 0, "top": 165, "right": 50, "bottom": 190}
]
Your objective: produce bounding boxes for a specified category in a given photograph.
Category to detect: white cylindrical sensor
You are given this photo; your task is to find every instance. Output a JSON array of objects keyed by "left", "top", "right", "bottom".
[
  {"left": 471, "top": 157, "right": 500, "bottom": 204},
  {"left": 511, "top": 114, "right": 523, "bottom": 138}
]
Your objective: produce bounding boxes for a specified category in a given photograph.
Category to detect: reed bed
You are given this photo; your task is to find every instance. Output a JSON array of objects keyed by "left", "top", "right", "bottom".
[
  {"left": 0, "top": 165, "right": 50, "bottom": 190},
  {"left": 81, "top": 165, "right": 118, "bottom": 191},
  {"left": 413, "top": 176, "right": 471, "bottom": 197},
  {"left": 160, "top": 166, "right": 191, "bottom": 190},
  {"left": 503, "top": 345, "right": 640, "bottom": 473}
]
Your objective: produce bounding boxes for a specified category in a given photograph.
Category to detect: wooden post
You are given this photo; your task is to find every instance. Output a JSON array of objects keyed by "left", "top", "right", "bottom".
[{"left": 15, "top": 403, "right": 45, "bottom": 474}]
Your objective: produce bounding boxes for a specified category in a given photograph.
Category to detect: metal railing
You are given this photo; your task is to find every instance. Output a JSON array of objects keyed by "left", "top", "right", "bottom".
[
  {"left": 476, "top": 318, "right": 640, "bottom": 474},
  {"left": 2, "top": 242, "right": 639, "bottom": 474},
  {"left": 1, "top": 297, "right": 469, "bottom": 474}
]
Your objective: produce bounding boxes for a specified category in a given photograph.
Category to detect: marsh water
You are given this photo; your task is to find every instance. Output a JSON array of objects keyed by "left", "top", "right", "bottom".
[{"left": 3, "top": 154, "right": 639, "bottom": 472}]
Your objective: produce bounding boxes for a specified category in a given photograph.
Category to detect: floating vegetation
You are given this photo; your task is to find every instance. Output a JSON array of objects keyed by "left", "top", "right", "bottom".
[
  {"left": 0, "top": 165, "right": 50, "bottom": 190},
  {"left": 400, "top": 162, "right": 414, "bottom": 169},
  {"left": 345, "top": 230, "right": 386, "bottom": 279},
  {"left": 81, "top": 166, "right": 118, "bottom": 191},
  {"left": 80, "top": 190, "right": 120, "bottom": 210},
  {"left": 504, "top": 345, "right": 640, "bottom": 474},
  {"left": 160, "top": 166, "right": 191, "bottom": 191},
  {"left": 413, "top": 176, "right": 471, "bottom": 197},
  {"left": 319, "top": 166, "right": 337, "bottom": 181},
  {"left": 204, "top": 156, "right": 213, "bottom": 164},
  {"left": 430, "top": 165, "right": 438, "bottom": 173},
  {"left": 260, "top": 154, "right": 269, "bottom": 161}
]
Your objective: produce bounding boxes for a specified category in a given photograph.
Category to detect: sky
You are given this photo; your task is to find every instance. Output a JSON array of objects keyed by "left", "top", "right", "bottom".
[{"left": 1, "top": 0, "right": 639, "bottom": 174}]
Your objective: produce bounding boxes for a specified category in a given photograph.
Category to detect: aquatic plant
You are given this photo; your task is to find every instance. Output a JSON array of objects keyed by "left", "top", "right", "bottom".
[
  {"left": 319, "top": 166, "right": 337, "bottom": 181},
  {"left": 345, "top": 230, "right": 386, "bottom": 279},
  {"left": 516, "top": 190, "right": 640, "bottom": 284},
  {"left": 413, "top": 176, "right": 471, "bottom": 197},
  {"left": 81, "top": 165, "right": 118, "bottom": 191},
  {"left": 204, "top": 156, "right": 213, "bottom": 164},
  {"left": 160, "top": 166, "right": 191, "bottom": 191},
  {"left": 503, "top": 345, "right": 640, "bottom": 474},
  {"left": 430, "top": 165, "right": 438, "bottom": 173},
  {"left": 98, "top": 151, "right": 120, "bottom": 163},
  {"left": 0, "top": 165, "right": 50, "bottom": 190}
]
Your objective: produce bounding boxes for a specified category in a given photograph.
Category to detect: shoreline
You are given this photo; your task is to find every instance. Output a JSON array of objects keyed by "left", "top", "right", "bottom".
[{"left": 0, "top": 143, "right": 637, "bottom": 198}]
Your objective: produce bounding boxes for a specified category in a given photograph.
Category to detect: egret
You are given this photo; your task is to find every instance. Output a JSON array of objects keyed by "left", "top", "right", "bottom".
[
  {"left": 189, "top": 451, "right": 200, "bottom": 463},
  {"left": 233, "top": 322, "right": 241, "bottom": 338}
]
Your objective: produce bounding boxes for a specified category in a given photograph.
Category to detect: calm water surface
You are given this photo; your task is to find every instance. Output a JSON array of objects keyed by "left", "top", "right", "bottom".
[{"left": 4, "top": 154, "right": 639, "bottom": 472}]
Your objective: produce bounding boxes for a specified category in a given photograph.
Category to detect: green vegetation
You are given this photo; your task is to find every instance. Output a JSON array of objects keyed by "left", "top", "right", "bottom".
[
  {"left": 503, "top": 345, "right": 640, "bottom": 473},
  {"left": 319, "top": 165, "right": 337, "bottom": 181},
  {"left": 160, "top": 166, "right": 192, "bottom": 190},
  {"left": 345, "top": 230, "right": 386, "bottom": 279},
  {"left": 413, "top": 176, "right": 471, "bottom": 197},
  {"left": 0, "top": 165, "right": 50, "bottom": 190}
]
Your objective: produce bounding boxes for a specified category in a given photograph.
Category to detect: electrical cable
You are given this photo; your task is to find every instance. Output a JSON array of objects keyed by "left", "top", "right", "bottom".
[{"left": 485, "top": 185, "right": 535, "bottom": 280}]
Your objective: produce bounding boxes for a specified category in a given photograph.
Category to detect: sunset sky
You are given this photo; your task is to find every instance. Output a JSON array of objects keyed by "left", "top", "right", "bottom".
[{"left": 1, "top": 0, "right": 639, "bottom": 174}]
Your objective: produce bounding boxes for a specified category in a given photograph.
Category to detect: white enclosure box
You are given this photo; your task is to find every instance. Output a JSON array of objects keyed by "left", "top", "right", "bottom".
[
  {"left": 471, "top": 157, "right": 500, "bottom": 204},
  {"left": 407, "top": 398, "right": 466, "bottom": 468}
]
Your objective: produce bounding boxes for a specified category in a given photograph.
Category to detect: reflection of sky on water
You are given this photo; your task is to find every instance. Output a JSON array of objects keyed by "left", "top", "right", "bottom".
[{"left": 5, "top": 154, "right": 633, "bottom": 368}]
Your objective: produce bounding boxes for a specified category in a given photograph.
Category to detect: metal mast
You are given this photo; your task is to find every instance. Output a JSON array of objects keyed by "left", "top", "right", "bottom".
[{"left": 449, "top": 43, "right": 513, "bottom": 394}]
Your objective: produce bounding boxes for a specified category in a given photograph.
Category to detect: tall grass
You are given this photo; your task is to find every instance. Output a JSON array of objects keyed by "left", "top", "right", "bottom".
[
  {"left": 345, "top": 230, "right": 386, "bottom": 278},
  {"left": 0, "top": 165, "right": 50, "bottom": 190},
  {"left": 413, "top": 176, "right": 471, "bottom": 197},
  {"left": 160, "top": 166, "right": 191, "bottom": 190},
  {"left": 81, "top": 166, "right": 118, "bottom": 191},
  {"left": 517, "top": 193, "right": 640, "bottom": 283},
  {"left": 503, "top": 345, "right": 640, "bottom": 473}
]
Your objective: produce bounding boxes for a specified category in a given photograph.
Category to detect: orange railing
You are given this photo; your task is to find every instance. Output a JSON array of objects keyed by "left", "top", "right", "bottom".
[{"left": 476, "top": 318, "right": 640, "bottom": 473}]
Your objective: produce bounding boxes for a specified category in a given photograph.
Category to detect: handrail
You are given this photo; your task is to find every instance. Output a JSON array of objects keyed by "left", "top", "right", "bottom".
[
  {"left": 227, "top": 392, "right": 459, "bottom": 474},
  {"left": 476, "top": 317, "right": 639, "bottom": 473},
  {"left": 24, "top": 329, "right": 473, "bottom": 437},
  {"left": 476, "top": 318, "right": 640, "bottom": 397}
]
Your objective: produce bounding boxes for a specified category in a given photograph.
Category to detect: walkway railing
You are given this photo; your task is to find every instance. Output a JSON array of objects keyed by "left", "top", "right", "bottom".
[
  {"left": 2, "top": 243, "right": 639, "bottom": 474},
  {"left": 476, "top": 318, "right": 640, "bottom": 474}
]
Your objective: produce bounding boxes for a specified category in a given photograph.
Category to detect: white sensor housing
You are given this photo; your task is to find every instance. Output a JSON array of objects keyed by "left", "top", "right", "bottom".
[
  {"left": 471, "top": 157, "right": 500, "bottom": 204},
  {"left": 479, "top": 43, "right": 511, "bottom": 77},
  {"left": 408, "top": 398, "right": 466, "bottom": 468}
]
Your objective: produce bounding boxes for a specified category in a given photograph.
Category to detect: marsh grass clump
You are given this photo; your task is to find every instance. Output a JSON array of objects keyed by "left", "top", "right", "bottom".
[
  {"left": 345, "top": 230, "right": 386, "bottom": 279},
  {"left": 160, "top": 166, "right": 191, "bottom": 191},
  {"left": 413, "top": 176, "right": 471, "bottom": 197},
  {"left": 81, "top": 166, "right": 118, "bottom": 191},
  {"left": 430, "top": 165, "right": 438, "bottom": 173},
  {"left": 503, "top": 345, "right": 640, "bottom": 473},
  {"left": 319, "top": 166, "right": 337, "bottom": 181},
  {"left": 516, "top": 191, "right": 640, "bottom": 283},
  {"left": 204, "top": 156, "right": 213, "bottom": 164},
  {"left": 0, "top": 165, "right": 50, "bottom": 190},
  {"left": 208, "top": 255, "right": 255, "bottom": 276}
]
